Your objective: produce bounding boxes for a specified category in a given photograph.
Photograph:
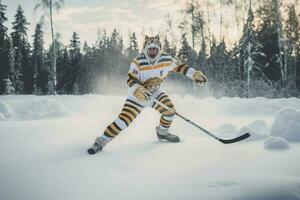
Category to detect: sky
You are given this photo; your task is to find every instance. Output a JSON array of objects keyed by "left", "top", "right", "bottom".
[
  {"left": 1, "top": 0, "right": 270, "bottom": 49},
  {"left": 3, "top": 0, "right": 189, "bottom": 48}
]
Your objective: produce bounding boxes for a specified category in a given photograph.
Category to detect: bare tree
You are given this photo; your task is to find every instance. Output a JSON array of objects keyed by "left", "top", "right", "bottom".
[{"left": 34, "top": 0, "right": 65, "bottom": 95}]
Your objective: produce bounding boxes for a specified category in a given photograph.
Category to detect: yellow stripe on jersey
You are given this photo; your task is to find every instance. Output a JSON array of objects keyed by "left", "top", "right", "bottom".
[{"left": 139, "top": 62, "right": 171, "bottom": 71}]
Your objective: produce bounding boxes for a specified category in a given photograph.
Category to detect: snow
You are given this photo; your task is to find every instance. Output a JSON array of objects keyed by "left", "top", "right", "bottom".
[
  {"left": 238, "top": 126, "right": 267, "bottom": 141},
  {"left": 248, "top": 119, "right": 269, "bottom": 135},
  {"left": 215, "top": 124, "right": 237, "bottom": 135},
  {"left": 270, "top": 107, "right": 300, "bottom": 142},
  {"left": 264, "top": 136, "right": 290, "bottom": 150},
  {"left": 1, "top": 95, "right": 300, "bottom": 200}
]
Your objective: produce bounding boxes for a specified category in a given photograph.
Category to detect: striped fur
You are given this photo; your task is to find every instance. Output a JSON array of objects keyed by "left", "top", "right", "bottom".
[
  {"left": 172, "top": 64, "right": 190, "bottom": 75},
  {"left": 152, "top": 92, "right": 175, "bottom": 129},
  {"left": 103, "top": 100, "right": 142, "bottom": 138},
  {"left": 127, "top": 72, "right": 139, "bottom": 87}
]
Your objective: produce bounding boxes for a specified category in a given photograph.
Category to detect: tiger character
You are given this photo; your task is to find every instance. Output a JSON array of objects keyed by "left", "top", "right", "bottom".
[{"left": 87, "top": 35, "right": 207, "bottom": 154}]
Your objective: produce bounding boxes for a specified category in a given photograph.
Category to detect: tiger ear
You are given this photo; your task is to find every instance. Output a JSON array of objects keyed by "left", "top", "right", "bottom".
[
  {"left": 145, "top": 35, "right": 149, "bottom": 40},
  {"left": 155, "top": 35, "right": 160, "bottom": 40}
]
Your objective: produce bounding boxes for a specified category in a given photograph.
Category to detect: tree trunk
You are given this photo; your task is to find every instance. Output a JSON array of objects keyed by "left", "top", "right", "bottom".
[
  {"left": 191, "top": 0, "right": 195, "bottom": 68},
  {"left": 49, "top": 0, "right": 57, "bottom": 94},
  {"left": 206, "top": 0, "right": 211, "bottom": 48},
  {"left": 220, "top": 0, "right": 223, "bottom": 42}
]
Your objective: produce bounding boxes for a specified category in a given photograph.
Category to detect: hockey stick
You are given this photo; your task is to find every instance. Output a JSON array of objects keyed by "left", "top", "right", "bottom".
[{"left": 154, "top": 99, "right": 250, "bottom": 144}]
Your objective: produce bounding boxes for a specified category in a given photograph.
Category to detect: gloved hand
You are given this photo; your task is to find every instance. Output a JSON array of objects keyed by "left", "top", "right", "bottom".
[
  {"left": 193, "top": 71, "right": 207, "bottom": 85},
  {"left": 133, "top": 85, "right": 152, "bottom": 101}
]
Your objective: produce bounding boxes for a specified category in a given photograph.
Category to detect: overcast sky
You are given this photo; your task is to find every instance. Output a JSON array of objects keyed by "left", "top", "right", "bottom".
[
  {"left": 1, "top": 0, "right": 256, "bottom": 49},
  {"left": 3, "top": 0, "right": 189, "bottom": 47}
]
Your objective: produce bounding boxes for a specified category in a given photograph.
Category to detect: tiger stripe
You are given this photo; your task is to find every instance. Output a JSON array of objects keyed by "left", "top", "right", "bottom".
[
  {"left": 161, "top": 110, "right": 174, "bottom": 116},
  {"left": 127, "top": 79, "right": 134, "bottom": 87},
  {"left": 118, "top": 114, "right": 130, "bottom": 126},
  {"left": 120, "top": 111, "right": 135, "bottom": 122},
  {"left": 127, "top": 73, "right": 139, "bottom": 87},
  {"left": 123, "top": 106, "right": 139, "bottom": 116},
  {"left": 124, "top": 103, "right": 141, "bottom": 114},
  {"left": 107, "top": 125, "right": 118, "bottom": 136},
  {"left": 126, "top": 99, "right": 144, "bottom": 108},
  {"left": 122, "top": 108, "right": 138, "bottom": 118},
  {"left": 160, "top": 123, "right": 170, "bottom": 128},
  {"left": 179, "top": 65, "right": 187, "bottom": 73},
  {"left": 154, "top": 96, "right": 169, "bottom": 110},
  {"left": 160, "top": 121, "right": 170, "bottom": 128},
  {"left": 183, "top": 66, "right": 189, "bottom": 75},
  {"left": 160, "top": 117, "right": 171, "bottom": 125},
  {"left": 173, "top": 64, "right": 185, "bottom": 72},
  {"left": 104, "top": 128, "right": 116, "bottom": 137},
  {"left": 111, "top": 122, "right": 121, "bottom": 132},
  {"left": 128, "top": 72, "right": 138, "bottom": 80}
]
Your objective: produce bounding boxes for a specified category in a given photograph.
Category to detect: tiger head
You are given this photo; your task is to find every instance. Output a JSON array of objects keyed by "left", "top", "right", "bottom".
[{"left": 143, "top": 35, "right": 162, "bottom": 63}]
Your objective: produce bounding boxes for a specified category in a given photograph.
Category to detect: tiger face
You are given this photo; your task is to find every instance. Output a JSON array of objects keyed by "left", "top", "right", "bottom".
[
  {"left": 143, "top": 35, "right": 162, "bottom": 62},
  {"left": 143, "top": 77, "right": 163, "bottom": 91},
  {"left": 143, "top": 35, "right": 162, "bottom": 50}
]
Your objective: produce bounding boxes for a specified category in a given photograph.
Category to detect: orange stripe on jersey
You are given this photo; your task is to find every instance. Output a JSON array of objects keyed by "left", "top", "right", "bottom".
[{"left": 140, "top": 62, "right": 171, "bottom": 71}]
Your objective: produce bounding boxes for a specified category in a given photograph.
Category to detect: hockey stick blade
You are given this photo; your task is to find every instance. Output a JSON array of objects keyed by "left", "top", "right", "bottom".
[
  {"left": 153, "top": 99, "right": 251, "bottom": 144},
  {"left": 218, "top": 132, "right": 251, "bottom": 144}
]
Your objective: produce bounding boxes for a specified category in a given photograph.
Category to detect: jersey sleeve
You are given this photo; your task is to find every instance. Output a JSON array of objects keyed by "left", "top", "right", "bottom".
[
  {"left": 127, "top": 59, "right": 140, "bottom": 87},
  {"left": 171, "top": 58, "right": 196, "bottom": 79}
]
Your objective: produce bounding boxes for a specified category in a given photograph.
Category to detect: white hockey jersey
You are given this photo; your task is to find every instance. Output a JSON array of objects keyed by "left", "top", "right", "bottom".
[{"left": 127, "top": 53, "right": 196, "bottom": 87}]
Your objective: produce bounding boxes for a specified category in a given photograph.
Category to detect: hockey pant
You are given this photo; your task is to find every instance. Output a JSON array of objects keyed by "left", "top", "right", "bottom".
[{"left": 101, "top": 92, "right": 175, "bottom": 142}]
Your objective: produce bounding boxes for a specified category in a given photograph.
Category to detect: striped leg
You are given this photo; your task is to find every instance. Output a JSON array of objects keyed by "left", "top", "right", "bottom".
[
  {"left": 100, "top": 99, "right": 143, "bottom": 143},
  {"left": 152, "top": 92, "right": 175, "bottom": 130}
]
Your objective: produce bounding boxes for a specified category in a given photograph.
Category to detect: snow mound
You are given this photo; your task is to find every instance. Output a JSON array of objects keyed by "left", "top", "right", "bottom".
[
  {"left": 0, "top": 95, "right": 71, "bottom": 120},
  {"left": 238, "top": 126, "right": 266, "bottom": 141},
  {"left": 0, "top": 113, "right": 5, "bottom": 120},
  {"left": 248, "top": 119, "right": 269, "bottom": 135},
  {"left": 264, "top": 136, "right": 290, "bottom": 150},
  {"left": 1, "top": 95, "right": 300, "bottom": 122},
  {"left": 218, "top": 97, "right": 300, "bottom": 115},
  {"left": 270, "top": 107, "right": 300, "bottom": 142},
  {"left": 215, "top": 124, "right": 237, "bottom": 135},
  {"left": 0, "top": 101, "right": 14, "bottom": 119}
]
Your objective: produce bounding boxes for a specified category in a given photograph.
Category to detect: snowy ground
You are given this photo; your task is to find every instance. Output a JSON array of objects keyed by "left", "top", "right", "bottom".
[{"left": 1, "top": 95, "right": 300, "bottom": 200}]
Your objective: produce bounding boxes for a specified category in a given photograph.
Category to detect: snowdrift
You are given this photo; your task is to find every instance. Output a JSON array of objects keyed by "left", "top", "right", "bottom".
[
  {"left": 1, "top": 95, "right": 300, "bottom": 121},
  {"left": 1, "top": 95, "right": 300, "bottom": 200},
  {"left": 270, "top": 107, "right": 300, "bottom": 142},
  {"left": 264, "top": 136, "right": 290, "bottom": 150}
]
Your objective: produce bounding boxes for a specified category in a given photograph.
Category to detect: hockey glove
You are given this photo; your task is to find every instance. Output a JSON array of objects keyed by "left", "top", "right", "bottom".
[
  {"left": 133, "top": 85, "right": 152, "bottom": 101},
  {"left": 193, "top": 71, "right": 207, "bottom": 85}
]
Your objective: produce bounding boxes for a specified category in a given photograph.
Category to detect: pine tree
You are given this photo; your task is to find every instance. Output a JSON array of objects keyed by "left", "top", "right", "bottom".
[
  {"left": 11, "top": 5, "right": 31, "bottom": 94},
  {"left": 127, "top": 32, "right": 139, "bottom": 60},
  {"left": 177, "top": 33, "right": 192, "bottom": 66},
  {"left": 284, "top": 4, "right": 300, "bottom": 86},
  {"left": 0, "top": 0, "right": 11, "bottom": 94},
  {"left": 163, "top": 36, "right": 176, "bottom": 57},
  {"left": 65, "top": 32, "right": 81, "bottom": 94},
  {"left": 236, "top": 1, "right": 271, "bottom": 97},
  {"left": 56, "top": 46, "right": 68, "bottom": 93},
  {"left": 4, "top": 77, "right": 15, "bottom": 94},
  {"left": 255, "top": 0, "right": 283, "bottom": 82},
  {"left": 78, "top": 41, "right": 93, "bottom": 94},
  {"left": 32, "top": 22, "right": 47, "bottom": 94},
  {"left": 182, "top": 0, "right": 203, "bottom": 67}
]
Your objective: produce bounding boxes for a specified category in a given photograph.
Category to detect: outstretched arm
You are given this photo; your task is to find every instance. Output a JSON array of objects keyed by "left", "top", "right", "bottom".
[{"left": 171, "top": 59, "right": 207, "bottom": 84}]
